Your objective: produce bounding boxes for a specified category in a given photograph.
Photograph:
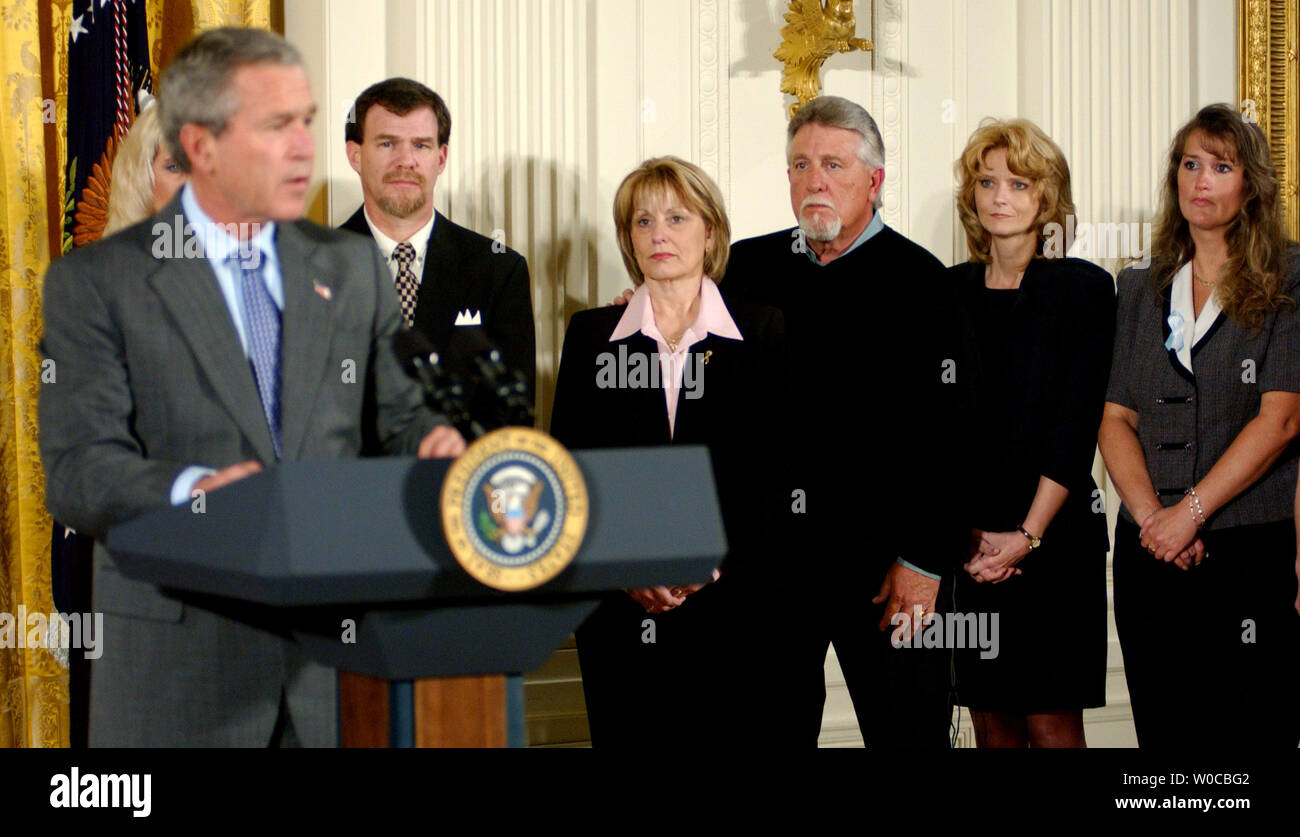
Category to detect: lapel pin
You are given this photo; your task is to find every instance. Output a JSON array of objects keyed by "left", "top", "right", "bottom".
[
  {"left": 313, "top": 281, "right": 332, "bottom": 302},
  {"left": 703, "top": 350, "right": 712, "bottom": 366}
]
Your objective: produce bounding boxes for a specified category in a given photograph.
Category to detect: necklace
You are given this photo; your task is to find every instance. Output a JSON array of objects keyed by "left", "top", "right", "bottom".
[{"left": 1192, "top": 267, "right": 1218, "bottom": 287}]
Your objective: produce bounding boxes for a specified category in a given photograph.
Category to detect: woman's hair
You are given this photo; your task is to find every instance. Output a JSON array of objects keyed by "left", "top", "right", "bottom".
[
  {"left": 612, "top": 156, "right": 730, "bottom": 285},
  {"left": 105, "top": 106, "right": 165, "bottom": 235},
  {"left": 1149, "top": 103, "right": 1290, "bottom": 330},
  {"left": 954, "top": 118, "right": 1075, "bottom": 262}
]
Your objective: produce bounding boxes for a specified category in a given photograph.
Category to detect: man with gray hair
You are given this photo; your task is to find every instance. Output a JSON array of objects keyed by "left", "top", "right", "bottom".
[
  {"left": 725, "top": 95, "right": 963, "bottom": 747},
  {"left": 40, "top": 27, "right": 464, "bottom": 746}
]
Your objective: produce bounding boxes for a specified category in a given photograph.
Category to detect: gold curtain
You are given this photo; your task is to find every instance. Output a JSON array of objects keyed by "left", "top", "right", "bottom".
[
  {"left": 0, "top": 0, "right": 64, "bottom": 750},
  {"left": 1, "top": 0, "right": 272, "bottom": 749}
]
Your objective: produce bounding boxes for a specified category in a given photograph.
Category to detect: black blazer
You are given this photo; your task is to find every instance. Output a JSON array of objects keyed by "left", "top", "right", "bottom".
[
  {"left": 950, "top": 257, "right": 1116, "bottom": 546},
  {"left": 549, "top": 293, "right": 785, "bottom": 577},
  {"left": 340, "top": 207, "right": 536, "bottom": 399}
]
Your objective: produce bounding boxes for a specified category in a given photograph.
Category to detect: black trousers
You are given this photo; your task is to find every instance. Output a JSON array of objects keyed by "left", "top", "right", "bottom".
[
  {"left": 1113, "top": 517, "right": 1300, "bottom": 748},
  {"left": 778, "top": 574, "right": 953, "bottom": 748}
]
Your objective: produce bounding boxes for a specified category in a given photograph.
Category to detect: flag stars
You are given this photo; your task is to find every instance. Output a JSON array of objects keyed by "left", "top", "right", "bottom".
[{"left": 69, "top": 14, "right": 88, "bottom": 43}]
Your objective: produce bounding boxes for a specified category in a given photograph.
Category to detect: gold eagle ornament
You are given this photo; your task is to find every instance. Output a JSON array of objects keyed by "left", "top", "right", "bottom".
[{"left": 774, "top": 0, "right": 874, "bottom": 119}]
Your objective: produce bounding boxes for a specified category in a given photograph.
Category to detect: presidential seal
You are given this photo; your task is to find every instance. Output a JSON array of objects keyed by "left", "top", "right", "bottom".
[{"left": 440, "top": 427, "right": 589, "bottom": 591}]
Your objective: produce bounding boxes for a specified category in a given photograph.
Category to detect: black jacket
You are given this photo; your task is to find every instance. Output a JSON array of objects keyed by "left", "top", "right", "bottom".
[
  {"left": 339, "top": 207, "right": 536, "bottom": 404},
  {"left": 548, "top": 295, "right": 784, "bottom": 579},
  {"left": 726, "top": 225, "right": 965, "bottom": 577},
  {"left": 949, "top": 257, "right": 1116, "bottom": 547}
]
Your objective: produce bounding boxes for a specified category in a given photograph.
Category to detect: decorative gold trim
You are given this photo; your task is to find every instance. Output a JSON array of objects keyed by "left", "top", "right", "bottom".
[
  {"left": 1239, "top": 0, "right": 1299, "bottom": 238},
  {"left": 774, "top": 0, "right": 875, "bottom": 119}
]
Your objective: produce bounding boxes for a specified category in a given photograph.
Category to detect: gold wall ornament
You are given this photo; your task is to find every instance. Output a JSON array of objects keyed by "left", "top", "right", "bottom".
[
  {"left": 1239, "top": 0, "right": 1299, "bottom": 238},
  {"left": 774, "top": 0, "right": 874, "bottom": 119}
]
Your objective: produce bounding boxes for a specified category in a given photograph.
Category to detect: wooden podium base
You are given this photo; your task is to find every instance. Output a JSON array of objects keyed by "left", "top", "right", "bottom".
[{"left": 339, "top": 671, "right": 507, "bottom": 748}]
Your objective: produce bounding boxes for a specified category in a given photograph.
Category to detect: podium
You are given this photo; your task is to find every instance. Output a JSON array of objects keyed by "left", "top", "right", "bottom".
[{"left": 104, "top": 446, "right": 726, "bottom": 747}]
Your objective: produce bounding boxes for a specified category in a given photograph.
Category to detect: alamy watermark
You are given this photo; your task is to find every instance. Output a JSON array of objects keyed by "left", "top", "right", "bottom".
[
  {"left": 0, "top": 605, "right": 103, "bottom": 661},
  {"left": 151, "top": 214, "right": 265, "bottom": 268},
  {"left": 890, "top": 609, "right": 999, "bottom": 659},
  {"left": 1043, "top": 215, "right": 1152, "bottom": 267},
  {"left": 595, "top": 344, "right": 707, "bottom": 400}
]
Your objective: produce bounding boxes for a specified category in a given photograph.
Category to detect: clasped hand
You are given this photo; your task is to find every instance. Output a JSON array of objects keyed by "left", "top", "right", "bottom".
[
  {"left": 963, "top": 529, "right": 1028, "bottom": 583},
  {"left": 628, "top": 569, "right": 721, "bottom": 614},
  {"left": 1138, "top": 501, "right": 1204, "bottom": 570}
]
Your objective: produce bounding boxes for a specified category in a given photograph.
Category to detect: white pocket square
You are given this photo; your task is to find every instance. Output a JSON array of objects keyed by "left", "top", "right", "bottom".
[{"left": 454, "top": 309, "right": 482, "bottom": 326}]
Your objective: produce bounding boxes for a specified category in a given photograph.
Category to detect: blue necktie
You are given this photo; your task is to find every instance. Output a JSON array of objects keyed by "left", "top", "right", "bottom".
[{"left": 237, "top": 256, "right": 282, "bottom": 458}]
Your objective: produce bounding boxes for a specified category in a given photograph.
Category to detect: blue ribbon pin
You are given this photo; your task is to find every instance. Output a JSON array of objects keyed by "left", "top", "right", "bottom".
[{"left": 1165, "top": 311, "right": 1184, "bottom": 351}]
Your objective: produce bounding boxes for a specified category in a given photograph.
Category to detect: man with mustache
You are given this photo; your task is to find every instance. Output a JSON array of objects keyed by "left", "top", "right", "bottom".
[
  {"left": 725, "top": 96, "right": 964, "bottom": 747},
  {"left": 341, "top": 78, "right": 536, "bottom": 420}
]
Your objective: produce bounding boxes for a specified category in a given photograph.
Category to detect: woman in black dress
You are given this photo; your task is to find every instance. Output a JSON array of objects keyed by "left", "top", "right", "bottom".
[
  {"left": 549, "top": 157, "right": 783, "bottom": 746},
  {"left": 949, "top": 118, "right": 1115, "bottom": 747}
]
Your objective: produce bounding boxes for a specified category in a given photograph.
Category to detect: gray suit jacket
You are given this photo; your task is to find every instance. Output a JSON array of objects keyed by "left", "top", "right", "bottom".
[
  {"left": 39, "top": 193, "right": 443, "bottom": 746},
  {"left": 1106, "top": 246, "right": 1300, "bottom": 529}
]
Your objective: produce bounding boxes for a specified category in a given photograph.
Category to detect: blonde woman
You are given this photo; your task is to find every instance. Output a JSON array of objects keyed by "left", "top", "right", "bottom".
[
  {"left": 949, "top": 118, "right": 1115, "bottom": 747},
  {"left": 104, "top": 100, "right": 187, "bottom": 235},
  {"left": 550, "top": 157, "right": 784, "bottom": 746}
]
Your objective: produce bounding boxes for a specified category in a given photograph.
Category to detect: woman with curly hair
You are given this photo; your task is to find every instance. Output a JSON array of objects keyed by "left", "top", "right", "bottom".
[
  {"left": 1099, "top": 103, "right": 1300, "bottom": 747},
  {"left": 948, "top": 118, "right": 1115, "bottom": 747}
]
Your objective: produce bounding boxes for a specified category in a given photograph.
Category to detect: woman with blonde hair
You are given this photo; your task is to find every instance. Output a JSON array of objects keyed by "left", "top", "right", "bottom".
[
  {"left": 1099, "top": 104, "right": 1300, "bottom": 747},
  {"left": 949, "top": 118, "right": 1115, "bottom": 747},
  {"left": 104, "top": 99, "right": 187, "bottom": 235},
  {"left": 550, "top": 156, "right": 784, "bottom": 745}
]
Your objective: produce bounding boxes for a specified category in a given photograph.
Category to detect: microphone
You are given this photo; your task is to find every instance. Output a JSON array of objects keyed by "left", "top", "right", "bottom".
[
  {"left": 445, "top": 328, "right": 535, "bottom": 428},
  {"left": 392, "top": 329, "right": 485, "bottom": 440}
]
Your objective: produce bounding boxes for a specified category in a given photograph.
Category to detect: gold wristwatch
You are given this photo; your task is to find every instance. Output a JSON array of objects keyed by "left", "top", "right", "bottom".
[{"left": 1017, "top": 525, "right": 1041, "bottom": 549}]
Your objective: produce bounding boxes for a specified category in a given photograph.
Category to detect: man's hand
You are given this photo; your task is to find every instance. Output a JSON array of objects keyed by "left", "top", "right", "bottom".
[
  {"left": 607, "top": 289, "right": 634, "bottom": 307},
  {"left": 193, "top": 461, "right": 262, "bottom": 494},
  {"left": 874, "top": 562, "right": 940, "bottom": 635},
  {"left": 628, "top": 570, "right": 719, "bottom": 614},
  {"left": 417, "top": 425, "right": 467, "bottom": 458}
]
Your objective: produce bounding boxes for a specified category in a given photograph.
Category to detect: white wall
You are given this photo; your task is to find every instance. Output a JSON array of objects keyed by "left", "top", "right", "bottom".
[{"left": 284, "top": 0, "right": 1238, "bottom": 747}]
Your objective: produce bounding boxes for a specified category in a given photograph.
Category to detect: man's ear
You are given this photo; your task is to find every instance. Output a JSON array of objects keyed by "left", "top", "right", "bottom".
[
  {"left": 435, "top": 143, "right": 449, "bottom": 176},
  {"left": 346, "top": 140, "right": 362, "bottom": 174},
  {"left": 865, "top": 166, "right": 886, "bottom": 208},
  {"left": 178, "top": 123, "right": 213, "bottom": 174}
]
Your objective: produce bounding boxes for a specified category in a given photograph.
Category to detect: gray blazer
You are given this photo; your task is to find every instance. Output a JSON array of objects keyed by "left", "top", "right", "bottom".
[
  {"left": 39, "top": 193, "right": 443, "bottom": 746},
  {"left": 1106, "top": 247, "right": 1300, "bottom": 529}
]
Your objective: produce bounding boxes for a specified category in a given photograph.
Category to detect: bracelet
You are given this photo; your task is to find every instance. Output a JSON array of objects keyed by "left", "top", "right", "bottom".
[{"left": 1185, "top": 486, "right": 1207, "bottom": 529}]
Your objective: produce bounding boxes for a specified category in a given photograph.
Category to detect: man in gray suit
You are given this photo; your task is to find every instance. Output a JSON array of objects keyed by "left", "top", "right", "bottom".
[{"left": 39, "top": 27, "right": 464, "bottom": 746}]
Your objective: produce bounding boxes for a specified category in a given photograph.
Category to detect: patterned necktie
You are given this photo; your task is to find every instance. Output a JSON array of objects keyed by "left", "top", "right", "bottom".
[
  {"left": 392, "top": 242, "right": 419, "bottom": 327},
  {"left": 237, "top": 257, "right": 282, "bottom": 458}
]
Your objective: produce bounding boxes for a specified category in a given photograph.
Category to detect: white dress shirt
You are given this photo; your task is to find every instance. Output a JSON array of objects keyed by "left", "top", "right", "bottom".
[
  {"left": 362, "top": 206, "right": 436, "bottom": 286},
  {"left": 1168, "top": 261, "right": 1222, "bottom": 373}
]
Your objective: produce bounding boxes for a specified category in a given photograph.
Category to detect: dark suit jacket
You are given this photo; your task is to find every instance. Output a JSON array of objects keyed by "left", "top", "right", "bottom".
[
  {"left": 547, "top": 291, "right": 785, "bottom": 743},
  {"left": 340, "top": 208, "right": 536, "bottom": 406},
  {"left": 949, "top": 257, "right": 1115, "bottom": 547},
  {"left": 39, "top": 193, "right": 443, "bottom": 746},
  {"left": 549, "top": 296, "right": 783, "bottom": 566}
]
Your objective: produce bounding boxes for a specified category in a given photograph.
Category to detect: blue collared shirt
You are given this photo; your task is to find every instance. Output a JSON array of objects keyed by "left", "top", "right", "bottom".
[
  {"left": 803, "top": 210, "right": 884, "bottom": 265},
  {"left": 170, "top": 185, "right": 285, "bottom": 503},
  {"left": 178, "top": 183, "right": 283, "bottom": 354}
]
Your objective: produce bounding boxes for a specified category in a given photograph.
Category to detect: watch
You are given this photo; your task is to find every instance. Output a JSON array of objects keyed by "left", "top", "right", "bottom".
[{"left": 1017, "top": 525, "right": 1041, "bottom": 550}]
